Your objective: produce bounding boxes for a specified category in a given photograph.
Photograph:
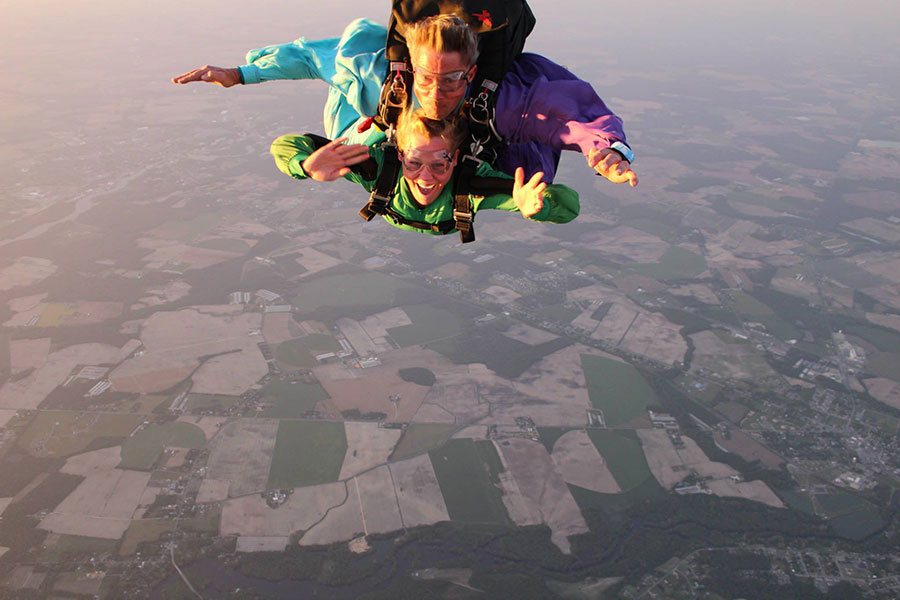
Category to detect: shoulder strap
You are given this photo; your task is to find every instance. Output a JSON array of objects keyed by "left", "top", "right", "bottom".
[{"left": 359, "top": 136, "right": 402, "bottom": 221}]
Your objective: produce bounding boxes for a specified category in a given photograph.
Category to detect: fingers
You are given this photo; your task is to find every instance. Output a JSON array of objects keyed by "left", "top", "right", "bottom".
[
  {"left": 588, "top": 147, "right": 613, "bottom": 168},
  {"left": 514, "top": 167, "right": 525, "bottom": 189},
  {"left": 627, "top": 170, "right": 638, "bottom": 187},
  {"left": 526, "top": 171, "right": 545, "bottom": 189},
  {"left": 171, "top": 68, "right": 204, "bottom": 84}
]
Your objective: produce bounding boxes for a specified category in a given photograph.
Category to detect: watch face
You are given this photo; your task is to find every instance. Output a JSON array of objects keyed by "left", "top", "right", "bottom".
[{"left": 611, "top": 142, "right": 634, "bottom": 163}]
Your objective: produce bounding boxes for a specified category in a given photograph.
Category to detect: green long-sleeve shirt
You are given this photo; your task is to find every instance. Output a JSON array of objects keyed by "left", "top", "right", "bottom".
[{"left": 271, "top": 134, "right": 579, "bottom": 236}]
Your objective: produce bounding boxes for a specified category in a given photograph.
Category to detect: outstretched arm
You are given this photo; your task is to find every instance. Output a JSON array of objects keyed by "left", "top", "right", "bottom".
[
  {"left": 171, "top": 65, "right": 242, "bottom": 87},
  {"left": 496, "top": 54, "right": 637, "bottom": 186},
  {"left": 473, "top": 165, "right": 579, "bottom": 224}
]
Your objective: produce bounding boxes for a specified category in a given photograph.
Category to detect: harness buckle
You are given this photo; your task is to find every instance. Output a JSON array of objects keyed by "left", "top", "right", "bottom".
[
  {"left": 359, "top": 191, "right": 390, "bottom": 221},
  {"left": 453, "top": 209, "right": 473, "bottom": 230}
]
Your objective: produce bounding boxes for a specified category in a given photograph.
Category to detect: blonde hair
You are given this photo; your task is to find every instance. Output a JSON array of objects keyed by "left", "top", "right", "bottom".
[
  {"left": 404, "top": 14, "right": 479, "bottom": 67},
  {"left": 396, "top": 108, "right": 468, "bottom": 153}
]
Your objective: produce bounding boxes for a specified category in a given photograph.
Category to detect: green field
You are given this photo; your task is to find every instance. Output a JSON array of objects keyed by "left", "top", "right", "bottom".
[
  {"left": 844, "top": 324, "right": 900, "bottom": 352},
  {"left": 533, "top": 303, "right": 582, "bottom": 326},
  {"left": 292, "top": 272, "right": 417, "bottom": 312},
  {"left": 757, "top": 315, "right": 803, "bottom": 341},
  {"left": 39, "top": 535, "right": 118, "bottom": 562},
  {"left": 815, "top": 492, "right": 867, "bottom": 517},
  {"left": 730, "top": 291, "right": 774, "bottom": 317},
  {"left": 181, "top": 505, "right": 221, "bottom": 533},
  {"left": 194, "top": 237, "right": 251, "bottom": 253},
  {"left": 119, "top": 519, "right": 176, "bottom": 556},
  {"left": 865, "top": 352, "right": 900, "bottom": 381},
  {"left": 275, "top": 334, "right": 340, "bottom": 368},
  {"left": 259, "top": 380, "right": 329, "bottom": 418},
  {"left": 568, "top": 475, "right": 663, "bottom": 515},
  {"left": 390, "top": 424, "right": 458, "bottom": 461},
  {"left": 861, "top": 409, "right": 900, "bottom": 435},
  {"left": 429, "top": 328, "right": 571, "bottom": 379},
  {"left": 121, "top": 394, "right": 172, "bottom": 414},
  {"left": 581, "top": 355, "right": 658, "bottom": 427},
  {"left": 629, "top": 246, "right": 707, "bottom": 281},
  {"left": 17, "top": 411, "right": 144, "bottom": 458},
  {"left": 828, "top": 509, "right": 885, "bottom": 541},
  {"left": 429, "top": 439, "right": 509, "bottom": 524},
  {"left": 119, "top": 422, "right": 206, "bottom": 470},
  {"left": 267, "top": 421, "right": 347, "bottom": 489},
  {"left": 780, "top": 491, "right": 816, "bottom": 514},
  {"left": 152, "top": 212, "right": 222, "bottom": 242},
  {"left": 536, "top": 427, "right": 572, "bottom": 453},
  {"left": 387, "top": 305, "right": 468, "bottom": 347},
  {"left": 587, "top": 429, "right": 657, "bottom": 493},
  {"left": 183, "top": 393, "right": 243, "bottom": 413}
]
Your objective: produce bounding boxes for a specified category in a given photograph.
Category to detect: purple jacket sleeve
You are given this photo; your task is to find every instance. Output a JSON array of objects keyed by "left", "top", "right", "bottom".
[{"left": 495, "top": 53, "right": 628, "bottom": 160}]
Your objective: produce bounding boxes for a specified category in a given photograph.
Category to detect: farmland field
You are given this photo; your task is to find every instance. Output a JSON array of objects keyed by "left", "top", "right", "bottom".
[
  {"left": 429, "top": 439, "right": 509, "bottom": 524},
  {"left": 267, "top": 421, "right": 347, "bottom": 489},
  {"left": 587, "top": 429, "right": 657, "bottom": 493},
  {"left": 629, "top": 246, "right": 707, "bottom": 281},
  {"left": 292, "top": 272, "right": 417, "bottom": 312},
  {"left": 581, "top": 355, "right": 658, "bottom": 427},
  {"left": 828, "top": 509, "right": 885, "bottom": 541},
  {"left": 387, "top": 305, "right": 469, "bottom": 347},
  {"left": 17, "top": 411, "right": 143, "bottom": 458},
  {"left": 274, "top": 334, "right": 340, "bottom": 368},
  {"left": 730, "top": 291, "right": 774, "bottom": 316},
  {"left": 816, "top": 492, "right": 867, "bottom": 516},
  {"left": 183, "top": 393, "right": 242, "bottom": 413},
  {"left": 119, "top": 421, "right": 206, "bottom": 470},
  {"left": 119, "top": 519, "right": 175, "bottom": 556},
  {"left": 259, "top": 380, "right": 329, "bottom": 418},
  {"left": 390, "top": 424, "right": 459, "bottom": 461}
]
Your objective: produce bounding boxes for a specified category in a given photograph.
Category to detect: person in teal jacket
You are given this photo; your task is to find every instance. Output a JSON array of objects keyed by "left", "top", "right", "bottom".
[{"left": 270, "top": 109, "right": 579, "bottom": 237}]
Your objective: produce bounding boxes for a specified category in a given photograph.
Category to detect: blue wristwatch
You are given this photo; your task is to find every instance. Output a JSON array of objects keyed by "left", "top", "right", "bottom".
[{"left": 609, "top": 141, "right": 635, "bottom": 163}]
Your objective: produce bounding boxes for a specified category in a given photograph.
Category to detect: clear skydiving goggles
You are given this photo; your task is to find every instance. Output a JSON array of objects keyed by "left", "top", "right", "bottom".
[
  {"left": 399, "top": 149, "right": 454, "bottom": 176},
  {"left": 411, "top": 65, "right": 473, "bottom": 91}
]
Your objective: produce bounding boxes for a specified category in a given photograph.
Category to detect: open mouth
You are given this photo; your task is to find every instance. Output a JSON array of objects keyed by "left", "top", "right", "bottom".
[{"left": 414, "top": 181, "right": 437, "bottom": 196}]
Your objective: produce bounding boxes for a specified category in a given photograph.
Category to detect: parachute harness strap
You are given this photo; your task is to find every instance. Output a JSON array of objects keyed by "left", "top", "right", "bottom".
[
  {"left": 378, "top": 62, "right": 409, "bottom": 128},
  {"left": 451, "top": 154, "right": 484, "bottom": 244},
  {"left": 359, "top": 126, "right": 402, "bottom": 222}
]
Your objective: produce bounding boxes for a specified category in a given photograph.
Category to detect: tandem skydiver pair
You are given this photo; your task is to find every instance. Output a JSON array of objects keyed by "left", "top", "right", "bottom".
[{"left": 172, "top": 2, "right": 638, "bottom": 241}]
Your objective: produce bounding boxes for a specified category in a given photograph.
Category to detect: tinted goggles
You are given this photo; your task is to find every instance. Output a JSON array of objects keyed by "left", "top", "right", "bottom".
[
  {"left": 411, "top": 65, "right": 472, "bottom": 91},
  {"left": 400, "top": 149, "right": 454, "bottom": 176}
]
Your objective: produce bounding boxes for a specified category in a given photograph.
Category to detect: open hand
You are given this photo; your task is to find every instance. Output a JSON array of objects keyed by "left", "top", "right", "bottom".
[
  {"left": 513, "top": 167, "right": 547, "bottom": 218},
  {"left": 171, "top": 65, "right": 242, "bottom": 87},
  {"left": 302, "top": 138, "right": 371, "bottom": 181},
  {"left": 588, "top": 147, "right": 638, "bottom": 187}
]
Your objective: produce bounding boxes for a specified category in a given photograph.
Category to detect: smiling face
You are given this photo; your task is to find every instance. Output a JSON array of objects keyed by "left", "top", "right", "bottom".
[
  {"left": 400, "top": 133, "right": 458, "bottom": 206},
  {"left": 410, "top": 46, "right": 476, "bottom": 120}
]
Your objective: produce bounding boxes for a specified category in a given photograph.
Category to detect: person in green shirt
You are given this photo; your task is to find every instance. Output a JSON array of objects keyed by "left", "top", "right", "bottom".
[{"left": 271, "top": 109, "right": 579, "bottom": 238}]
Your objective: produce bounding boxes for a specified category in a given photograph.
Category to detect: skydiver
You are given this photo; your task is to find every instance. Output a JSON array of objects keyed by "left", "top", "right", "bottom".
[
  {"left": 172, "top": 15, "right": 638, "bottom": 187},
  {"left": 270, "top": 108, "right": 579, "bottom": 236}
]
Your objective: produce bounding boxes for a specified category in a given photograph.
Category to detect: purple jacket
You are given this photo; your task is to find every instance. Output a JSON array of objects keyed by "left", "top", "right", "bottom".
[{"left": 495, "top": 52, "right": 627, "bottom": 180}]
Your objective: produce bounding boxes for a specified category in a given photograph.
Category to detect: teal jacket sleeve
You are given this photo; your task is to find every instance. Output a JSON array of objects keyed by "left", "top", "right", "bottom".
[
  {"left": 239, "top": 19, "right": 387, "bottom": 141},
  {"left": 270, "top": 134, "right": 380, "bottom": 192},
  {"left": 471, "top": 164, "right": 579, "bottom": 224}
]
